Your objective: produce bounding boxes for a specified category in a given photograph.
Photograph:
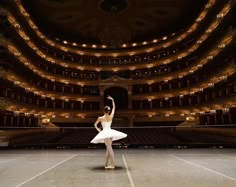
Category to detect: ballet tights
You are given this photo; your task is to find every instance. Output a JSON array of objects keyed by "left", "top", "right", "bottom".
[{"left": 104, "top": 138, "right": 114, "bottom": 166}]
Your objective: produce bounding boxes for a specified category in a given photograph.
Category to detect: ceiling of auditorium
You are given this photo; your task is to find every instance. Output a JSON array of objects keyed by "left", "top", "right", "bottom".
[{"left": 21, "top": 0, "right": 205, "bottom": 48}]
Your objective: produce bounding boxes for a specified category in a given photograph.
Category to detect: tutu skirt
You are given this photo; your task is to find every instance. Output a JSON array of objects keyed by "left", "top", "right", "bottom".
[{"left": 90, "top": 128, "right": 127, "bottom": 144}]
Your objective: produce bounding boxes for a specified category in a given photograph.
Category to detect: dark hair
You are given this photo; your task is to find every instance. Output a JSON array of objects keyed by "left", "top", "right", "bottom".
[{"left": 104, "top": 106, "right": 111, "bottom": 113}]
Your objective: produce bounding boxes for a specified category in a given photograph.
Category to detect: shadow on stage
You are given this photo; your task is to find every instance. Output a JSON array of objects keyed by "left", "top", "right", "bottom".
[{"left": 89, "top": 166, "right": 126, "bottom": 172}]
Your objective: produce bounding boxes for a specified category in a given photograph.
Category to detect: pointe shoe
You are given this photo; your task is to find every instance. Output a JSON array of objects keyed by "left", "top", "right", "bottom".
[{"left": 105, "top": 165, "right": 115, "bottom": 169}]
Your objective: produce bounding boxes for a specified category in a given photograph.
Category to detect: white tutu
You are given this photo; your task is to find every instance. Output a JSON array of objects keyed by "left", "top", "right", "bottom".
[{"left": 90, "top": 121, "right": 127, "bottom": 144}]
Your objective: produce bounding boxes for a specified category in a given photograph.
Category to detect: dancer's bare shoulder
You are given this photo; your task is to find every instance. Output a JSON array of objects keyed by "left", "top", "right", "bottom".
[{"left": 100, "top": 115, "right": 112, "bottom": 122}]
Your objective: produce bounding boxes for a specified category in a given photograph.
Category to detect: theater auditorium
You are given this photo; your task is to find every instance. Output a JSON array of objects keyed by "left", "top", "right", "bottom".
[{"left": 0, "top": 0, "right": 236, "bottom": 186}]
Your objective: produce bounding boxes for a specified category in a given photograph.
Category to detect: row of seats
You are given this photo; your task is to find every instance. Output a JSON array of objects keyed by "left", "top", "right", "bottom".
[
  {"left": 0, "top": 110, "right": 40, "bottom": 127},
  {"left": 7, "top": 126, "right": 236, "bottom": 147},
  {"left": 199, "top": 107, "right": 235, "bottom": 125}
]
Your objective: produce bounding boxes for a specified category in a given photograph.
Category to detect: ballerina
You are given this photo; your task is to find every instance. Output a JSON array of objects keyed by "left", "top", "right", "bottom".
[{"left": 90, "top": 95, "right": 127, "bottom": 169}]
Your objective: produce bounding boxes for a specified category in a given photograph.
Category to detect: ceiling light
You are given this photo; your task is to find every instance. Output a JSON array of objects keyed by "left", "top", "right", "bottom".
[
  {"left": 142, "top": 41, "right": 147, "bottom": 45},
  {"left": 152, "top": 39, "right": 158, "bottom": 43}
]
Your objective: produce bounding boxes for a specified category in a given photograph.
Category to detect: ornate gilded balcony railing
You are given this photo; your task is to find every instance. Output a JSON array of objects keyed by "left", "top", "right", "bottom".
[
  {"left": 4, "top": 30, "right": 235, "bottom": 86},
  {"left": 2, "top": 61, "right": 235, "bottom": 105}
]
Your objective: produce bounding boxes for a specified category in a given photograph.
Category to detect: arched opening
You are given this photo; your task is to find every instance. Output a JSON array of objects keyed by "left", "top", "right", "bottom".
[{"left": 104, "top": 86, "right": 128, "bottom": 110}]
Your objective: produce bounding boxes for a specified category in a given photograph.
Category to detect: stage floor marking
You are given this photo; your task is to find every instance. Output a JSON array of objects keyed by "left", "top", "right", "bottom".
[
  {"left": 122, "top": 154, "right": 135, "bottom": 187},
  {"left": 170, "top": 154, "right": 236, "bottom": 181},
  {"left": 15, "top": 154, "right": 78, "bottom": 187}
]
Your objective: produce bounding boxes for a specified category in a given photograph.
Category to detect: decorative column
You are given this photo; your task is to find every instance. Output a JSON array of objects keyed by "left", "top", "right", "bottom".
[
  {"left": 99, "top": 85, "right": 104, "bottom": 110},
  {"left": 197, "top": 95, "right": 201, "bottom": 104},
  {"left": 195, "top": 77, "right": 199, "bottom": 83},
  {"left": 45, "top": 100, "right": 48, "bottom": 108},
  {"left": 36, "top": 98, "right": 40, "bottom": 106},
  {"left": 160, "top": 100, "right": 163, "bottom": 108},
  {"left": 187, "top": 79, "right": 190, "bottom": 87},
  {"left": 17, "top": 116, "right": 20, "bottom": 126},
  {"left": 212, "top": 92, "right": 216, "bottom": 99},
  {"left": 128, "top": 85, "right": 132, "bottom": 110},
  {"left": 221, "top": 112, "right": 224, "bottom": 124},
  {"left": 139, "top": 101, "right": 143, "bottom": 110},
  {"left": 225, "top": 87, "right": 229, "bottom": 96},
  {"left": 179, "top": 97, "right": 183, "bottom": 106},
  {"left": 188, "top": 96, "right": 192, "bottom": 105},
  {"left": 178, "top": 80, "right": 181, "bottom": 88},
  {"left": 53, "top": 101, "right": 56, "bottom": 109},
  {"left": 149, "top": 100, "right": 153, "bottom": 109},
  {"left": 3, "top": 116, "right": 7, "bottom": 126},
  {"left": 205, "top": 94, "right": 208, "bottom": 102},
  {"left": 228, "top": 112, "right": 232, "bottom": 124},
  {"left": 213, "top": 114, "right": 217, "bottom": 125},
  {"left": 159, "top": 84, "right": 162, "bottom": 91},
  {"left": 29, "top": 98, "right": 32, "bottom": 104},
  {"left": 29, "top": 117, "right": 32, "bottom": 126},
  {"left": 22, "top": 117, "right": 26, "bottom": 126},
  {"left": 53, "top": 85, "right": 56, "bottom": 91},
  {"left": 128, "top": 115, "right": 134, "bottom": 127},
  {"left": 206, "top": 116, "right": 210, "bottom": 125},
  {"left": 149, "top": 85, "right": 152, "bottom": 93},
  {"left": 81, "top": 101, "right": 84, "bottom": 110},
  {"left": 139, "top": 87, "right": 143, "bottom": 93},
  {"left": 70, "top": 102, "right": 74, "bottom": 110},
  {"left": 168, "top": 82, "right": 172, "bottom": 90},
  {"left": 10, "top": 116, "right": 13, "bottom": 126},
  {"left": 62, "top": 101, "right": 65, "bottom": 109},
  {"left": 81, "top": 86, "right": 83, "bottom": 95}
]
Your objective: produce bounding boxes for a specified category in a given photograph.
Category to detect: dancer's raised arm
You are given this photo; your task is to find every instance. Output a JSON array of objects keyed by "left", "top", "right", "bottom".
[{"left": 107, "top": 95, "right": 115, "bottom": 118}]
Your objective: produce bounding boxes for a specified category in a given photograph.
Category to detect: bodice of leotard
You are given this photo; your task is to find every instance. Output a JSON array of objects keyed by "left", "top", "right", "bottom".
[{"left": 101, "top": 121, "right": 112, "bottom": 129}]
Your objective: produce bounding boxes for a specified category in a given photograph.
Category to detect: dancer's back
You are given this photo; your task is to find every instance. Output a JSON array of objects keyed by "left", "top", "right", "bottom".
[{"left": 101, "top": 120, "right": 112, "bottom": 129}]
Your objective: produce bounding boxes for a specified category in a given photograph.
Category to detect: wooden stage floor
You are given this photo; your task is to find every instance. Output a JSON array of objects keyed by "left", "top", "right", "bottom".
[{"left": 0, "top": 149, "right": 236, "bottom": 187}]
